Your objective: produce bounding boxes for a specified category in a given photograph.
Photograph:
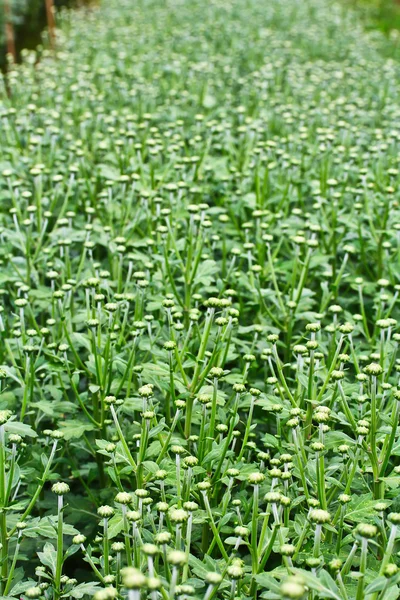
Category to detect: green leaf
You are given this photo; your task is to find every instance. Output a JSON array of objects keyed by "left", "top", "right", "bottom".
[
  {"left": 24, "top": 518, "right": 56, "bottom": 539},
  {"left": 263, "top": 433, "right": 279, "bottom": 448},
  {"left": 381, "top": 476, "right": 400, "bottom": 489},
  {"left": 5, "top": 421, "right": 37, "bottom": 438},
  {"left": 254, "top": 573, "right": 281, "bottom": 593},
  {"left": 188, "top": 554, "right": 209, "bottom": 579},
  {"left": 344, "top": 493, "right": 376, "bottom": 523},
  {"left": 89, "top": 385, "right": 101, "bottom": 394},
  {"left": 46, "top": 385, "right": 63, "bottom": 402},
  {"left": 59, "top": 420, "right": 95, "bottom": 440},
  {"left": 141, "top": 362, "right": 186, "bottom": 393},
  {"left": 66, "top": 583, "right": 100, "bottom": 599},
  {"left": 98, "top": 164, "right": 120, "bottom": 180},
  {"left": 8, "top": 579, "right": 38, "bottom": 597},
  {"left": 70, "top": 332, "right": 92, "bottom": 353},
  {"left": 63, "top": 523, "right": 80, "bottom": 536},
  {"left": 319, "top": 570, "right": 342, "bottom": 596},
  {"left": 0, "top": 367, "right": 22, "bottom": 387},
  {"left": 37, "top": 542, "right": 57, "bottom": 577},
  {"left": 142, "top": 461, "right": 161, "bottom": 474},
  {"left": 193, "top": 259, "right": 218, "bottom": 286},
  {"left": 149, "top": 419, "right": 166, "bottom": 439},
  {"left": 107, "top": 515, "right": 124, "bottom": 539},
  {"left": 291, "top": 569, "right": 342, "bottom": 600},
  {"left": 365, "top": 577, "right": 389, "bottom": 593}
]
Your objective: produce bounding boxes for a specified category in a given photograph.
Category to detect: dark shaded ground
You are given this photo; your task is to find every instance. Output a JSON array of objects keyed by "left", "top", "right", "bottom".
[
  {"left": 1, "top": 0, "right": 97, "bottom": 66},
  {"left": 348, "top": 0, "right": 400, "bottom": 31}
]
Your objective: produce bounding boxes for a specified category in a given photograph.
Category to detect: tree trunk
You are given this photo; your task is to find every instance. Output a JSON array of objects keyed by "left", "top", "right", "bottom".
[
  {"left": 45, "top": 0, "right": 56, "bottom": 49},
  {"left": 3, "top": 0, "right": 16, "bottom": 61}
]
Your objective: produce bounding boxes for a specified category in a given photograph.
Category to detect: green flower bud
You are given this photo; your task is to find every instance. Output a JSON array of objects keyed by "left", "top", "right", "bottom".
[{"left": 51, "top": 482, "right": 70, "bottom": 496}]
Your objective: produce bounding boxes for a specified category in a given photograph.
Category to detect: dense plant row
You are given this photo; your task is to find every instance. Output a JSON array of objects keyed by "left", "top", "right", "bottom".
[{"left": 1, "top": 0, "right": 400, "bottom": 598}]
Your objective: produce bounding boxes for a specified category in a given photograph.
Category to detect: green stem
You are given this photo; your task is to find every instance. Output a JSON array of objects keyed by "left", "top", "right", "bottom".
[
  {"left": 0, "top": 425, "right": 7, "bottom": 592},
  {"left": 103, "top": 519, "right": 109, "bottom": 576},
  {"left": 207, "top": 378, "right": 219, "bottom": 455},
  {"left": 110, "top": 405, "right": 137, "bottom": 470},
  {"left": 4, "top": 535, "right": 21, "bottom": 596},
  {"left": 8, "top": 440, "right": 58, "bottom": 537},
  {"left": 54, "top": 495, "right": 64, "bottom": 600},
  {"left": 355, "top": 538, "right": 368, "bottom": 600},
  {"left": 202, "top": 493, "right": 229, "bottom": 562}
]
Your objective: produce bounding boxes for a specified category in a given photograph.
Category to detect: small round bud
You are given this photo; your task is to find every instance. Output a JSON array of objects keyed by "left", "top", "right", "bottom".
[
  {"left": 111, "top": 542, "right": 125, "bottom": 552},
  {"left": 280, "top": 578, "right": 306, "bottom": 599},
  {"left": 121, "top": 567, "right": 146, "bottom": 589},
  {"left": 0, "top": 410, "right": 12, "bottom": 425},
  {"left": 248, "top": 472, "right": 265, "bottom": 485},
  {"left": 227, "top": 564, "right": 244, "bottom": 580},
  {"left": 169, "top": 508, "right": 188, "bottom": 523},
  {"left": 142, "top": 543, "right": 158, "bottom": 556},
  {"left": 72, "top": 534, "right": 86, "bottom": 545},
  {"left": 138, "top": 384, "right": 154, "bottom": 398},
  {"left": 126, "top": 510, "right": 141, "bottom": 522},
  {"left": 115, "top": 492, "right": 132, "bottom": 505},
  {"left": 280, "top": 544, "right": 296, "bottom": 557},
  {"left": 147, "top": 577, "right": 161, "bottom": 591},
  {"left": 205, "top": 572, "right": 223, "bottom": 585},
  {"left": 264, "top": 492, "right": 282, "bottom": 504},
  {"left": 183, "top": 501, "right": 198, "bottom": 512},
  {"left": 309, "top": 509, "right": 331, "bottom": 524},
  {"left": 198, "top": 481, "right": 211, "bottom": 491},
  {"left": 234, "top": 526, "right": 250, "bottom": 537},
  {"left": 98, "top": 505, "right": 115, "bottom": 519},
  {"left": 25, "top": 587, "right": 42, "bottom": 599},
  {"left": 51, "top": 482, "right": 70, "bottom": 496},
  {"left": 306, "top": 323, "right": 321, "bottom": 333},
  {"left": 338, "top": 494, "right": 351, "bottom": 504},
  {"left": 329, "top": 558, "right": 342, "bottom": 572},
  {"left": 364, "top": 363, "right": 383, "bottom": 377},
  {"left": 388, "top": 513, "right": 400, "bottom": 525},
  {"left": 384, "top": 564, "right": 399, "bottom": 578},
  {"left": 93, "top": 587, "right": 117, "bottom": 600},
  {"left": 355, "top": 523, "right": 378, "bottom": 539},
  {"left": 155, "top": 531, "right": 172, "bottom": 545},
  {"left": 331, "top": 370, "right": 345, "bottom": 381},
  {"left": 167, "top": 550, "right": 187, "bottom": 566}
]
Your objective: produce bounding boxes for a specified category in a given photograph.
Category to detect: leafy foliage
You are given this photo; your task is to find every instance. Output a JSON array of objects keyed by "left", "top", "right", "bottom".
[{"left": 0, "top": 0, "right": 400, "bottom": 599}]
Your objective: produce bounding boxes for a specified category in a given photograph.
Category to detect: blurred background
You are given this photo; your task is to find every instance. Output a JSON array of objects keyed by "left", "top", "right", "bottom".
[
  {"left": 349, "top": 0, "right": 400, "bottom": 30},
  {"left": 1, "top": 0, "right": 400, "bottom": 68},
  {"left": 0, "top": 0, "right": 96, "bottom": 66}
]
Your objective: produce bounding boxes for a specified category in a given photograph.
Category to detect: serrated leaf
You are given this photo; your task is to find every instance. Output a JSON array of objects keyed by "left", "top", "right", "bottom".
[
  {"left": 193, "top": 259, "right": 218, "bottom": 286},
  {"left": 344, "top": 493, "right": 376, "bottom": 523},
  {"left": 70, "top": 332, "right": 92, "bottom": 353},
  {"left": 254, "top": 573, "right": 281, "bottom": 593},
  {"left": 142, "top": 461, "right": 160, "bottom": 474},
  {"left": 188, "top": 554, "right": 209, "bottom": 579},
  {"left": 107, "top": 515, "right": 124, "bottom": 539},
  {"left": 5, "top": 421, "right": 37, "bottom": 438},
  {"left": 37, "top": 542, "right": 57, "bottom": 577},
  {"left": 291, "top": 569, "right": 342, "bottom": 599},
  {"left": 66, "top": 582, "right": 100, "bottom": 599},
  {"left": 59, "top": 420, "right": 95, "bottom": 440},
  {"left": 263, "top": 433, "right": 279, "bottom": 448},
  {"left": 365, "top": 577, "right": 389, "bottom": 593}
]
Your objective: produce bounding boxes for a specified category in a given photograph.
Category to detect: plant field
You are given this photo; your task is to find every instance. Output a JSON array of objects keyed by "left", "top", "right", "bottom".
[{"left": 1, "top": 0, "right": 400, "bottom": 598}]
